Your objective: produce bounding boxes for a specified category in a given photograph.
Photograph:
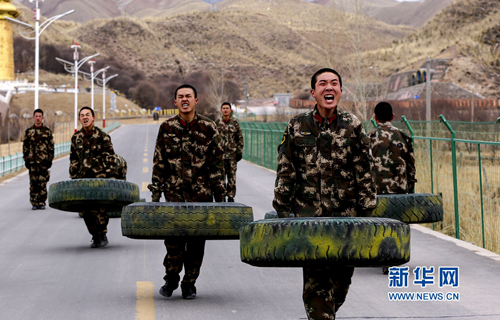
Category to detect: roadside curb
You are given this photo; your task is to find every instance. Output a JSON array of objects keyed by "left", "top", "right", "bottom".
[{"left": 411, "top": 224, "right": 500, "bottom": 263}]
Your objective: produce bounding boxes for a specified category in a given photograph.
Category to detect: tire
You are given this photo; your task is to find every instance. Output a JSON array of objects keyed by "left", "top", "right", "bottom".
[
  {"left": 240, "top": 217, "right": 410, "bottom": 267},
  {"left": 264, "top": 211, "right": 279, "bottom": 219},
  {"left": 372, "top": 193, "right": 443, "bottom": 223},
  {"left": 49, "top": 179, "right": 140, "bottom": 212},
  {"left": 264, "top": 193, "right": 443, "bottom": 224},
  {"left": 121, "top": 202, "right": 254, "bottom": 240}
]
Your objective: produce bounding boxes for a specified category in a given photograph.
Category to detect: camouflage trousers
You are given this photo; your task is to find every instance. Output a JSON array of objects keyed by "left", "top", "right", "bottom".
[
  {"left": 303, "top": 266, "right": 355, "bottom": 320},
  {"left": 224, "top": 159, "right": 237, "bottom": 199},
  {"left": 81, "top": 207, "right": 109, "bottom": 236},
  {"left": 28, "top": 169, "right": 50, "bottom": 206},
  {"left": 163, "top": 239, "right": 206, "bottom": 285}
]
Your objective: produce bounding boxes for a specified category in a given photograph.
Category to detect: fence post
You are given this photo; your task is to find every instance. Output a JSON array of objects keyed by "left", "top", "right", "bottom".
[
  {"left": 477, "top": 144, "right": 485, "bottom": 248},
  {"left": 440, "top": 114, "right": 460, "bottom": 239},
  {"left": 370, "top": 118, "right": 377, "bottom": 128}
]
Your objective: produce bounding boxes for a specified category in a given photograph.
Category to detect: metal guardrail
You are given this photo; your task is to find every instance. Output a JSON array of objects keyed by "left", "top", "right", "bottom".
[{"left": 0, "top": 122, "right": 120, "bottom": 178}]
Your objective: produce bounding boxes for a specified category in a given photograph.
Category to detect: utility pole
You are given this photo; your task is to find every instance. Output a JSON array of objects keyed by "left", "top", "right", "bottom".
[
  {"left": 426, "top": 56, "right": 432, "bottom": 136},
  {"left": 6, "top": 0, "right": 73, "bottom": 110},
  {"left": 95, "top": 70, "right": 118, "bottom": 128},
  {"left": 80, "top": 60, "right": 109, "bottom": 110}
]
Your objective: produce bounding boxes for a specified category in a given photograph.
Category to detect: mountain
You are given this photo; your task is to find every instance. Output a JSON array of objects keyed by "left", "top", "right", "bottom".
[
  {"left": 366, "top": 0, "right": 500, "bottom": 98},
  {"left": 11, "top": 0, "right": 500, "bottom": 100},
  {"left": 13, "top": 0, "right": 211, "bottom": 23},
  {"left": 11, "top": 0, "right": 411, "bottom": 99},
  {"left": 14, "top": 0, "right": 451, "bottom": 27},
  {"left": 312, "top": 0, "right": 456, "bottom": 28}
]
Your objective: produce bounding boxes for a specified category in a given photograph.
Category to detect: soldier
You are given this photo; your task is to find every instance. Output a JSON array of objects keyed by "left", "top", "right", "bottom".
[
  {"left": 148, "top": 84, "right": 225, "bottom": 300},
  {"left": 273, "top": 68, "right": 376, "bottom": 320},
  {"left": 70, "top": 106, "right": 117, "bottom": 248},
  {"left": 368, "top": 101, "right": 417, "bottom": 274},
  {"left": 23, "top": 109, "right": 54, "bottom": 210},
  {"left": 369, "top": 101, "right": 417, "bottom": 195},
  {"left": 216, "top": 102, "right": 244, "bottom": 202}
]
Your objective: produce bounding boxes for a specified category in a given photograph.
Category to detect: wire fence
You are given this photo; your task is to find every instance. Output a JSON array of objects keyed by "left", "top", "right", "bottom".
[{"left": 240, "top": 117, "right": 500, "bottom": 255}]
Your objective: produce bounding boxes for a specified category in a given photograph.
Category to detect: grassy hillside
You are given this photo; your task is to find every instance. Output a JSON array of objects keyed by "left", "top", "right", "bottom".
[
  {"left": 52, "top": 0, "right": 410, "bottom": 98},
  {"left": 366, "top": 0, "right": 500, "bottom": 97}
]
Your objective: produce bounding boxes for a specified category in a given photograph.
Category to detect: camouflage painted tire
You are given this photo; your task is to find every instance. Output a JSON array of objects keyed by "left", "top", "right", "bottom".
[
  {"left": 121, "top": 202, "right": 254, "bottom": 240},
  {"left": 78, "top": 198, "right": 145, "bottom": 218},
  {"left": 372, "top": 193, "right": 443, "bottom": 224},
  {"left": 264, "top": 193, "right": 443, "bottom": 224},
  {"left": 49, "top": 179, "right": 140, "bottom": 212},
  {"left": 240, "top": 217, "right": 410, "bottom": 267}
]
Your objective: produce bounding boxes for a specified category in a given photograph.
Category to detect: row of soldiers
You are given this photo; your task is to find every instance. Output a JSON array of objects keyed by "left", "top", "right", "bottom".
[{"left": 22, "top": 68, "right": 415, "bottom": 320}]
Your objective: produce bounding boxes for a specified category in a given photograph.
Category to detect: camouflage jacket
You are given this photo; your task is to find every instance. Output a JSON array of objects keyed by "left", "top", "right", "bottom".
[
  {"left": 215, "top": 118, "right": 244, "bottom": 160},
  {"left": 148, "top": 113, "right": 226, "bottom": 202},
  {"left": 368, "top": 122, "right": 417, "bottom": 194},
  {"left": 115, "top": 154, "right": 128, "bottom": 180},
  {"left": 69, "top": 126, "right": 117, "bottom": 179},
  {"left": 23, "top": 124, "right": 54, "bottom": 171},
  {"left": 273, "top": 107, "right": 376, "bottom": 218}
]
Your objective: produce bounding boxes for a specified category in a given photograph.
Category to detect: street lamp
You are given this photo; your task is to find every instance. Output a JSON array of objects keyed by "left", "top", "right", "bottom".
[
  {"left": 5, "top": 0, "right": 74, "bottom": 110},
  {"left": 55, "top": 45, "right": 99, "bottom": 131},
  {"left": 95, "top": 71, "right": 118, "bottom": 128},
  {"left": 80, "top": 60, "right": 109, "bottom": 110}
]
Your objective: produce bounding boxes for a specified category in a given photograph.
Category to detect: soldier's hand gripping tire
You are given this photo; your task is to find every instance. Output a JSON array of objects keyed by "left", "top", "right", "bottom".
[
  {"left": 48, "top": 178, "right": 140, "bottom": 212},
  {"left": 121, "top": 202, "right": 254, "bottom": 239},
  {"left": 240, "top": 217, "right": 410, "bottom": 267}
]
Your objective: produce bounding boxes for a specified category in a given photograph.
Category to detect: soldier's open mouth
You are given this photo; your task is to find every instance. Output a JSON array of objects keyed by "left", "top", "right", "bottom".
[{"left": 325, "top": 95, "right": 334, "bottom": 101}]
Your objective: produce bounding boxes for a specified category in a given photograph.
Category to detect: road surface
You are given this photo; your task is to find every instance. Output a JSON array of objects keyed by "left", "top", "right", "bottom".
[{"left": 1, "top": 123, "right": 499, "bottom": 320}]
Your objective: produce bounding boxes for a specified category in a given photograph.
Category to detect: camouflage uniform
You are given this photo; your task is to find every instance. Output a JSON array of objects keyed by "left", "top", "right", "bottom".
[
  {"left": 368, "top": 122, "right": 417, "bottom": 194},
  {"left": 216, "top": 117, "right": 244, "bottom": 199},
  {"left": 70, "top": 126, "right": 117, "bottom": 237},
  {"left": 148, "top": 113, "right": 225, "bottom": 287},
  {"left": 115, "top": 154, "right": 128, "bottom": 181},
  {"left": 273, "top": 107, "right": 376, "bottom": 320},
  {"left": 23, "top": 124, "right": 54, "bottom": 207}
]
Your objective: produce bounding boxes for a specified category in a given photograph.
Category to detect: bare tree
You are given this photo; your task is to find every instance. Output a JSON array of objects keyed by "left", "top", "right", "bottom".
[
  {"left": 340, "top": 0, "right": 370, "bottom": 120},
  {"left": 207, "top": 71, "right": 226, "bottom": 108}
]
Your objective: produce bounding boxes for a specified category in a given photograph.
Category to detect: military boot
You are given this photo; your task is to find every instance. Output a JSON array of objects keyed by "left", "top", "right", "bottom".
[
  {"left": 159, "top": 281, "right": 178, "bottom": 298},
  {"left": 181, "top": 282, "right": 196, "bottom": 299},
  {"left": 90, "top": 235, "right": 101, "bottom": 248},
  {"left": 227, "top": 197, "right": 234, "bottom": 202},
  {"left": 99, "top": 234, "right": 109, "bottom": 248}
]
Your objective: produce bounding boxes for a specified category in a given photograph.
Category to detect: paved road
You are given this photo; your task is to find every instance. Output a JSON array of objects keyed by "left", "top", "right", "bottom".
[{"left": 1, "top": 123, "right": 499, "bottom": 320}]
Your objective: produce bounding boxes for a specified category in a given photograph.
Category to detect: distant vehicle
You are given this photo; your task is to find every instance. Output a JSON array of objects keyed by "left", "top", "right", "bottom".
[{"left": 154, "top": 106, "right": 161, "bottom": 111}]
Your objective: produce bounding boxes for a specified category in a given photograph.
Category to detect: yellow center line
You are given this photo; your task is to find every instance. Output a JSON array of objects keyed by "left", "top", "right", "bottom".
[
  {"left": 143, "top": 158, "right": 148, "bottom": 162},
  {"left": 144, "top": 153, "right": 148, "bottom": 157},
  {"left": 136, "top": 281, "right": 155, "bottom": 320},
  {"left": 143, "top": 167, "right": 148, "bottom": 173},
  {"left": 142, "top": 182, "right": 148, "bottom": 192}
]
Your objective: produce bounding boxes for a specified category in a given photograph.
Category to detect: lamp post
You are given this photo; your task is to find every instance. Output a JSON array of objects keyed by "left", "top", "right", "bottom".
[
  {"left": 55, "top": 46, "right": 99, "bottom": 132},
  {"left": 80, "top": 61, "right": 109, "bottom": 110},
  {"left": 95, "top": 71, "right": 118, "bottom": 128},
  {"left": 5, "top": 0, "right": 73, "bottom": 110}
]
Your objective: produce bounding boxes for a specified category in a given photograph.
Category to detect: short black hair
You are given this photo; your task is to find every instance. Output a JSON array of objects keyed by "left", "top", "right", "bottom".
[
  {"left": 175, "top": 84, "right": 197, "bottom": 99},
  {"left": 33, "top": 109, "right": 44, "bottom": 116},
  {"left": 221, "top": 102, "right": 232, "bottom": 109},
  {"left": 311, "top": 68, "right": 342, "bottom": 89},
  {"left": 79, "top": 106, "right": 95, "bottom": 117},
  {"left": 374, "top": 101, "right": 393, "bottom": 122}
]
